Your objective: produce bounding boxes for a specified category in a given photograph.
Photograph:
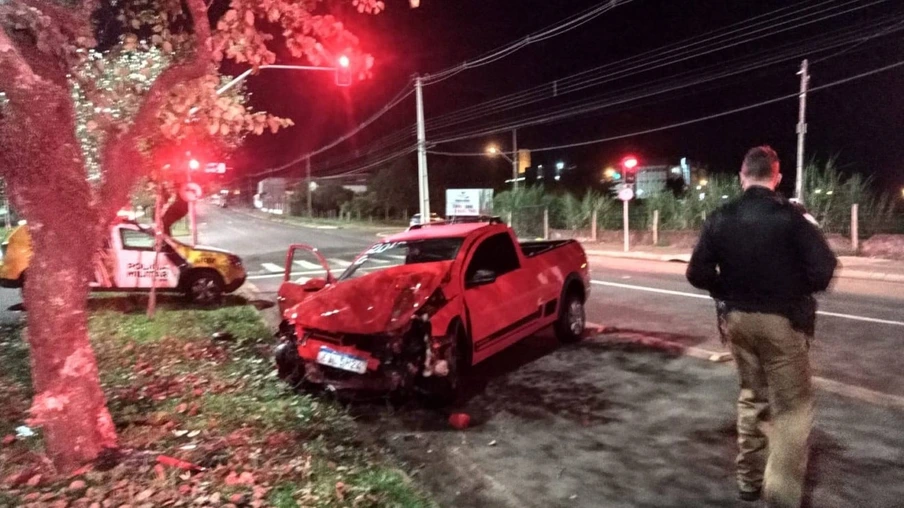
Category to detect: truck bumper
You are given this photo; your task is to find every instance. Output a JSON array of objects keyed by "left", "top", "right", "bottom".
[{"left": 0, "top": 277, "right": 22, "bottom": 289}]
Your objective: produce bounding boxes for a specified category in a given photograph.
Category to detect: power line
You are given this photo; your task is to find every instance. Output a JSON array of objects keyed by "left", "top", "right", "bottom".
[
  {"left": 248, "top": 79, "right": 415, "bottom": 179},
  {"left": 422, "top": 0, "right": 634, "bottom": 85},
  {"left": 426, "top": 58, "right": 904, "bottom": 156},
  {"left": 426, "top": 21, "right": 904, "bottom": 145},
  {"left": 426, "top": 0, "right": 894, "bottom": 132}
]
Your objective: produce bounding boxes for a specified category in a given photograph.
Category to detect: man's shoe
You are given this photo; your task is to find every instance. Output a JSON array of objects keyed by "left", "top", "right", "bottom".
[{"left": 738, "top": 488, "right": 761, "bottom": 502}]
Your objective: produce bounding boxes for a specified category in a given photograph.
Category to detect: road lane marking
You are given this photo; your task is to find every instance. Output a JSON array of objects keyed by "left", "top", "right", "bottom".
[
  {"left": 591, "top": 280, "right": 904, "bottom": 327},
  {"left": 294, "top": 259, "right": 324, "bottom": 270},
  {"left": 248, "top": 269, "right": 326, "bottom": 281},
  {"left": 329, "top": 258, "right": 352, "bottom": 268},
  {"left": 261, "top": 262, "right": 283, "bottom": 273}
]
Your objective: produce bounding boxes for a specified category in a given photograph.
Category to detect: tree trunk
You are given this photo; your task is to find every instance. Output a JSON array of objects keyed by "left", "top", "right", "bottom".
[
  {"left": 22, "top": 216, "right": 116, "bottom": 472},
  {"left": 1, "top": 85, "right": 118, "bottom": 473}
]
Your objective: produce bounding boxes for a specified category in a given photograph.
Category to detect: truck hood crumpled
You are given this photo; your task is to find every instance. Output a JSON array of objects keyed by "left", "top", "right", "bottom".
[{"left": 290, "top": 261, "right": 451, "bottom": 335}]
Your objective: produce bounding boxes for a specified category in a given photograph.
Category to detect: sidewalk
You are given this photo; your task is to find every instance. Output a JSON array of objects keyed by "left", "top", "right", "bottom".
[{"left": 582, "top": 242, "right": 904, "bottom": 283}]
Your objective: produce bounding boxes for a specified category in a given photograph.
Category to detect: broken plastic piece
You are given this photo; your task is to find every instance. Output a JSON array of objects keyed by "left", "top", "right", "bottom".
[
  {"left": 448, "top": 413, "right": 470, "bottom": 430},
  {"left": 14, "top": 426, "right": 34, "bottom": 438}
]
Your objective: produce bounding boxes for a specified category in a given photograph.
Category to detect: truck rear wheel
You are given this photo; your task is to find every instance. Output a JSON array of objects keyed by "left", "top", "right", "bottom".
[
  {"left": 555, "top": 290, "right": 585, "bottom": 343},
  {"left": 185, "top": 270, "right": 224, "bottom": 305}
]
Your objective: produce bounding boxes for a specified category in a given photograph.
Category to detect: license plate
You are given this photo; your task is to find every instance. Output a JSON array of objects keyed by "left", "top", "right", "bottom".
[{"left": 316, "top": 347, "right": 367, "bottom": 374}]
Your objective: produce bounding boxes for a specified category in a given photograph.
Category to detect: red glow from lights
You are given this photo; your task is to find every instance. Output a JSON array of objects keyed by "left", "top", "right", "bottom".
[
  {"left": 622, "top": 156, "right": 638, "bottom": 170},
  {"left": 338, "top": 55, "right": 351, "bottom": 68}
]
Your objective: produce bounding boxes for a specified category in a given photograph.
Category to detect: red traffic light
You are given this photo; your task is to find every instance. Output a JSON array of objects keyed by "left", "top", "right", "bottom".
[
  {"left": 622, "top": 156, "right": 638, "bottom": 170},
  {"left": 335, "top": 55, "right": 352, "bottom": 86}
]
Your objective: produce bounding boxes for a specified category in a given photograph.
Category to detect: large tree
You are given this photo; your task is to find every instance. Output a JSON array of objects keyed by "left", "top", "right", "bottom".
[{"left": 0, "top": 0, "right": 388, "bottom": 472}]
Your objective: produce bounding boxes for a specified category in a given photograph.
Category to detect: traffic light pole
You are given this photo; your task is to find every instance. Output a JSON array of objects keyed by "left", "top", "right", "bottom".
[
  {"left": 306, "top": 155, "right": 313, "bottom": 217},
  {"left": 187, "top": 164, "right": 198, "bottom": 246},
  {"left": 795, "top": 59, "right": 809, "bottom": 205},
  {"left": 623, "top": 199, "right": 630, "bottom": 252},
  {"left": 415, "top": 76, "right": 431, "bottom": 220}
]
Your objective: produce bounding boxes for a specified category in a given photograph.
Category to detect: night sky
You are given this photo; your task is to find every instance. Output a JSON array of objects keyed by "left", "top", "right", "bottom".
[{"left": 234, "top": 0, "right": 904, "bottom": 195}]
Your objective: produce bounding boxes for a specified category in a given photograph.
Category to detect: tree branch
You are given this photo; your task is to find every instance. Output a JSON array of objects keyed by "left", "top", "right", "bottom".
[
  {"left": 96, "top": 0, "right": 213, "bottom": 222},
  {"left": 16, "top": 0, "right": 97, "bottom": 40}
]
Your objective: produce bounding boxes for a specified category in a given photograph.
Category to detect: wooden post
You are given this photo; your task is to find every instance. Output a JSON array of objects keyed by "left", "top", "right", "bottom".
[
  {"left": 653, "top": 209, "right": 660, "bottom": 246},
  {"left": 851, "top": 203, "right": 859, "bottom": 252},
  {"left": 591, "top": 209, "right": 598, "bottom": 242},
  {"left": 543, "top": 208, "right": 549, "bottom": 240}
]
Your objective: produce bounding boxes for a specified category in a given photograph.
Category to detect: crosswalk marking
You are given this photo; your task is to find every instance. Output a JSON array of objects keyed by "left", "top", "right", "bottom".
[
  {"left": 329, "top": 258, "right": 352, "bottom": 268},
  {"left": 262, "top": 262, "right": 283, "bottom": 273},
  {"left": 294, "top": 259, "right": 324, "bottom": 270}
]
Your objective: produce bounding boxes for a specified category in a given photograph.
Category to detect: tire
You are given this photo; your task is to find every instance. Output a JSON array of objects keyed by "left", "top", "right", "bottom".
[
  {"left": 555, "top": 289, "right": 585, "bottom": 343},
  {"left": 185, "top": 270, "right": 224, "bottom": 305},
  {"left": 419, "top": 323, "right": 466, "bottom": 407},
  {"left": 275, "top": 340, "right": 305, "bottom": 388}
]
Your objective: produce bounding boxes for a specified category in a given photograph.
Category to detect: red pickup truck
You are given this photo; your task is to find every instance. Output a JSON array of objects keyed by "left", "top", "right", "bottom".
[{"left": 273, "top": 219, "right": 590, "bottom": 403}]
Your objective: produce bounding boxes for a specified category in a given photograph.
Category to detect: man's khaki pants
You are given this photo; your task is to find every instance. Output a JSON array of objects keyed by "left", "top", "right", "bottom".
[{"left": 726, "top": 312, "right": 814, "bottom": 508}]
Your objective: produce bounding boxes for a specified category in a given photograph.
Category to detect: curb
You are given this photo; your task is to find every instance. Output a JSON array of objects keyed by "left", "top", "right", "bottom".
[{"left": 584, "top": 250, "right": 904, "bottom": 283}]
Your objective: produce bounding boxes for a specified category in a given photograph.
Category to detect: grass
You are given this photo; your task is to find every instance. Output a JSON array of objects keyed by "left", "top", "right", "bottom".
[{"left": 0, "top": 295, "right": 433, "bottom": 508}]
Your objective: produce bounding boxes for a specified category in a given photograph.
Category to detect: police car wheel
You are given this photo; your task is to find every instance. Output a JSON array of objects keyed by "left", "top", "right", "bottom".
[{"left": 186, "top": 271, "right": 224, "bottom": 305}]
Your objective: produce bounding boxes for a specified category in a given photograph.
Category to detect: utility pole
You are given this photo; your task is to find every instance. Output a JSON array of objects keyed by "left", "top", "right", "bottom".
[
  {"left": 795, "top": 59, "right": 809, "bottom": 204},
  {"left": 306, "top": 155, "right": 313, "bottom": 217},
  {"left": 512, "top": 129, "right": 518, "bottom": 190},
  {"left": 415, "top": 76, "right": 431, "bottom": 220}
]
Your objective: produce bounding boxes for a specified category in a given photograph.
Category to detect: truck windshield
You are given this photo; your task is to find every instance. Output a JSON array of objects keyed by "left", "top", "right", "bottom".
[{"left": 339, "top": 238, "right": 464, "bottom": 281}]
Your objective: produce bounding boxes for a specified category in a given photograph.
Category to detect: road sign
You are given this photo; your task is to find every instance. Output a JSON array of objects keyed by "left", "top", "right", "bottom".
[
  {"left": 180, "top": 182, "right": 203, "bottom": 202},
  {"left": 204, "top": 162, "right": 226, "bottom": 174},
  {"left": 617, "top": 187, "right": 635, "bottom": 201}
]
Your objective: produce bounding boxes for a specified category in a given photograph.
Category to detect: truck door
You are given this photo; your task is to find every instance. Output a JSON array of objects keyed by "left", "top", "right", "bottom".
[
  {"left": 114, "top": 226, "right": 179, "bottom": 289},
  {"left": 462, "top": 232, "right": 539, "bottom": 363},
  {"left": 276, "top": 244, "right": 334, "bottom": 315}
]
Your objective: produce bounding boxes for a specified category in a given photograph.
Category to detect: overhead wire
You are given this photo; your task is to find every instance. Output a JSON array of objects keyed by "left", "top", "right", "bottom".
[
  {"left": 426, "top": 19, "right": 904, "bottom": 145},
  {"left": 424, "top": 0, "right": 856, "bottom": 127},
  {"left": 421, "top": 0, "right": 636, "bottom": 85},
  {"left": 426, "top": 58, "right": 904, "bottom": 156},
  {"left": 425, "top": 0, "right": 894, "bottom": 132}
]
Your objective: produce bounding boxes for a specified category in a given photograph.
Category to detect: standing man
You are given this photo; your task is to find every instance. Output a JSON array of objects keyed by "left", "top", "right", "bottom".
[{"left": 686, "top": 146, "right": 837, "bottom": 507}]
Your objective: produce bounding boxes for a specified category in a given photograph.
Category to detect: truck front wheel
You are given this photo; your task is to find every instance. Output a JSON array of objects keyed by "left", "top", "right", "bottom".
[{"left": 185, "top": 270, "right": 224, "bottom": 305}]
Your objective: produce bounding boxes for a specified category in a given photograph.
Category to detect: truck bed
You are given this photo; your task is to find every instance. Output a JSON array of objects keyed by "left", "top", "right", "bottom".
[{"left": 519, "top": 239, "right": 574, "bottom": 258}]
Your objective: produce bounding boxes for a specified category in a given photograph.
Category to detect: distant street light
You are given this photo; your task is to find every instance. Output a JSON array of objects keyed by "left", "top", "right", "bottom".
[
  {"left": 699, "top": 179, "right": 708, "bottom": 187},
  {"left": 485, "top": 142, "right": 518, "bottom": 187},
  {"left": 188, "top": 159, "right": 200, "bottom": 170}
]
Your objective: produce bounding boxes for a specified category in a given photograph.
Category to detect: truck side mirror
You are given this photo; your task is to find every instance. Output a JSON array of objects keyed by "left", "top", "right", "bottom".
[{"left": 468, "top": 269, "right": 497, "bottom": 287}]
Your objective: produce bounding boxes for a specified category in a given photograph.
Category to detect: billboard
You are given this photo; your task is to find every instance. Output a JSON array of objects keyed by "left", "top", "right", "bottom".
[{"left": 446, "top": 189, "right": 494, "bottom": 217}]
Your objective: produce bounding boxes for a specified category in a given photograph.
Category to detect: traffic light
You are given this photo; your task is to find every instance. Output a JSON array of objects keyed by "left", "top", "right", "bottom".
[
  {"left": 335, "top": 55, "right": 352, "bottom": 87},
  {"left": 622, "top": 156, "right": 639, "bottom": 186}
]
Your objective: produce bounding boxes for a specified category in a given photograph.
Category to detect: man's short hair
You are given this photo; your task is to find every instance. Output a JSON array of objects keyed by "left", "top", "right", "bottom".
[{"left": 741, "top": 146, "right": 780, "bottom": 180}]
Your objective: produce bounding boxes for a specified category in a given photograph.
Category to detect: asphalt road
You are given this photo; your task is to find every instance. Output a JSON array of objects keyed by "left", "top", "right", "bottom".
[
  {"left": 5, "top": 207, "right": 903, "bottom": 507},
  {"left": 190, "top": 207, "right": 904, "bottom": 507}
]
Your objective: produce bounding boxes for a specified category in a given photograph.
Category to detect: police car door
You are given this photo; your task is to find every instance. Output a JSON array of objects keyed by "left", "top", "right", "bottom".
[{"left": 113, "top": 225, "right": 180, "bottom": 289}]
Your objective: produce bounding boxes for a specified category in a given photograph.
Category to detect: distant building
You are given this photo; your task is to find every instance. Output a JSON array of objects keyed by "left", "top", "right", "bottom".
[
  {"left": 256, "top": 178, "right": 289, "bottom": 214},
  {"left": 635, "top": 165, "right": 671, "bottom": 198}
]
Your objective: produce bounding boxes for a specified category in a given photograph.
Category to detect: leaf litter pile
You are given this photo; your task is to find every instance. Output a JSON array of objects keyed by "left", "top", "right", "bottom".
[{"left": 0, "top": 297, "right": 432, "bottom": 508}]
